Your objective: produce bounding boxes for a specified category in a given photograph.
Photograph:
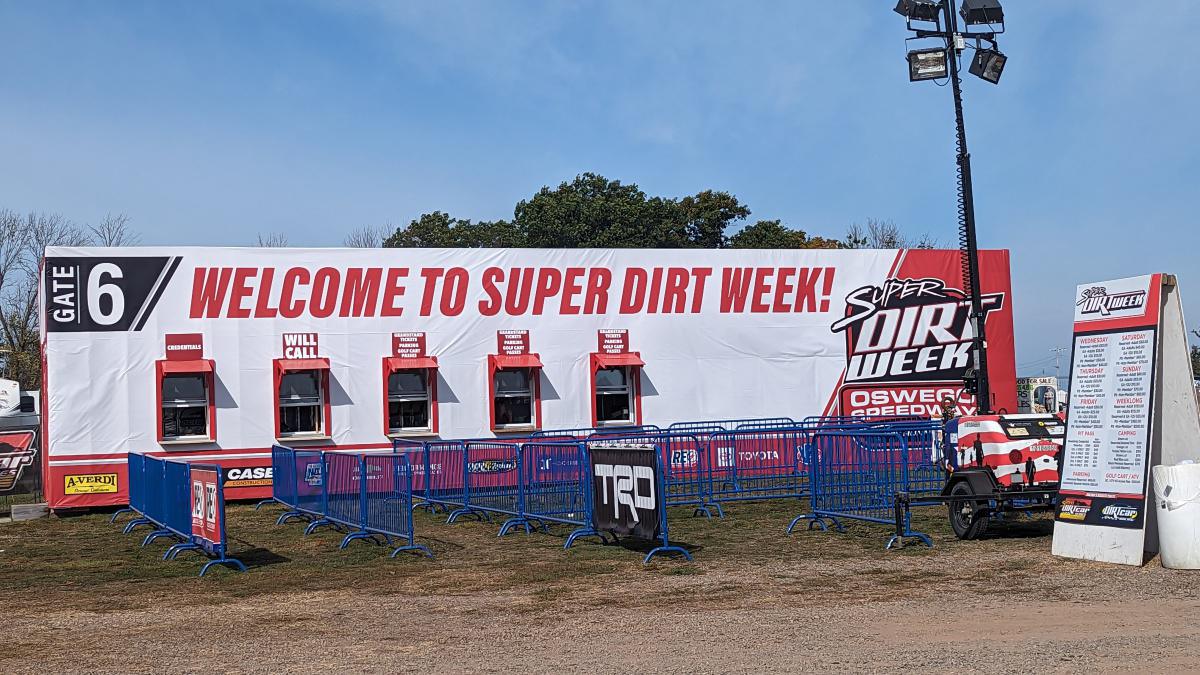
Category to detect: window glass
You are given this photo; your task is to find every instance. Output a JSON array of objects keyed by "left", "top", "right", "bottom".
[
  {"left": 280, "top": 371, "right": 321, "bottom": 401},
  {"left": 595, "top": 367, "right": 627, "bottom": 390},
  {"left": 279, "top": 369, "right": 323, "bottom": 435},
  {"left": 597, "top": 392, "right": 632, "bottom": 423},
  {"left": 494, "top": 369, "right": 531, "bottom": 395},
  {"left": 493, "top": 368, "right": 533, "bottom": 426},
  {"left": 161, "top": 374, "right": 209, "bottom": 439},
  {"left": 279, "top": 403, "right": 321, "bottom": 435},
  {"left": 494, "top": 395, "right": 533, "bottom": 426},
  {"left": 162, "top": 374, "right": 206, "bottom": 403},
  {"left": 388, "top": 370, "right": 427, "bottom": 398},
  {"left": 389, "top": 400, "right": 430, "bottom": 430},
  {"left": 162, "top": 406, "right": 208, "bottom": 438}
]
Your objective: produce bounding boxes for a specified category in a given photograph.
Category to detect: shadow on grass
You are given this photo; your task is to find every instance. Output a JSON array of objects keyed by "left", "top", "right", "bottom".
[
  {"left": 603, "top": 535, "right": 703, "bottom": 559},
  {"left": 232, "top": 546, "right": 292, "bottom": 568}
]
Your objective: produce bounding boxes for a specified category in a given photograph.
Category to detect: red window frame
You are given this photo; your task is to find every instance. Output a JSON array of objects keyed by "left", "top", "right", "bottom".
[
  {"left": 487, "top": 353, "right": 544, "bottom": 432},
  {"left": 382, "top": 355, "right": 440, "bottom": 437},
  {"left": 589, "top": 352, "right": 644, "bottom": 427},
  {"left": 273, "top": 358, "right": 332, "bottom": 440},
  {"left": 155, "top": 358, "right": 217, "bottom": 444}
]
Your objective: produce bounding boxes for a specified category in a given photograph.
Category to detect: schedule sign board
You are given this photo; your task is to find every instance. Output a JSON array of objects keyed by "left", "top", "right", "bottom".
[{"left": 1053, "top": 273, "right": 1200, "bottom": 565}]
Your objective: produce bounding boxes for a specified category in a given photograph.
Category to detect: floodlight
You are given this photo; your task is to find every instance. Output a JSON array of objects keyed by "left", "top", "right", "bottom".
[
  {"left": 894, "top": 0, "right": 942, "bottom": 22},
  {"left": 960, "top": 0, "right": 1003, "bottom": 26},
  {"left": 907, "top": 47, "right": 948, "bottom": 81},
  {"left": 968, "top": 48, "right": 1006, "bottom": 84}
]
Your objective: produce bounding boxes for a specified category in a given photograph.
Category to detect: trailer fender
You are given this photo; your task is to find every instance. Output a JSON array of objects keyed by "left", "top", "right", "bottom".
[{"left": 941, "top": 468, "right": 998, "bottom": 497}]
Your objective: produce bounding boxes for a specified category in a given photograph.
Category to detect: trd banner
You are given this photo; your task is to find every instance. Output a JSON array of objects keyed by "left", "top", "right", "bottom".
[{"left": 589, "top": 443, "right": 660, "bottom": 539}]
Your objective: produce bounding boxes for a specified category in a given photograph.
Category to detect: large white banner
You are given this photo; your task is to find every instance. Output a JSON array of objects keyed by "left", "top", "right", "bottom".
[{"left": 40, "top": 246, "right": 1016, "bottom": 508}]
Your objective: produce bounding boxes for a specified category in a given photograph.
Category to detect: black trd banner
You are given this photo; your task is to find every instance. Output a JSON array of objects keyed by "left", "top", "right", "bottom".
[
  {"left": 43, "top": 256, "right": 181, "bottom": 332},
  {"left": 589, "top": 443, "right": 660, "bottom": 539}
]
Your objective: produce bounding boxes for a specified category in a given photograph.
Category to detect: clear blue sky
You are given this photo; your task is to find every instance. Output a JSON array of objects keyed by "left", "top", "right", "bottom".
[{"left": 2, "top": 1, "right": 1197, "bottom": 372}]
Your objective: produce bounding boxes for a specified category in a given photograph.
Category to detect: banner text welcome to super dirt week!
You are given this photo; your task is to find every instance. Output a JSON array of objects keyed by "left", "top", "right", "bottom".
[{"left": 187, "top": 265, "right": 838, "bottom": 319}]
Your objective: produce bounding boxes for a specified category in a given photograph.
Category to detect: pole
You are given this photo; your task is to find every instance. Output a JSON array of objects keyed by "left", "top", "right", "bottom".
[{"left": 942, "top": 0, "right": 992, "bottom": 414}]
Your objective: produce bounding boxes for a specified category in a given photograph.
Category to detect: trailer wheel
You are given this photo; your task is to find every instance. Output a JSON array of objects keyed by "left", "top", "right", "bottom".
[{"left": 947, "top": 481, "right": 989, "bottom": 540}]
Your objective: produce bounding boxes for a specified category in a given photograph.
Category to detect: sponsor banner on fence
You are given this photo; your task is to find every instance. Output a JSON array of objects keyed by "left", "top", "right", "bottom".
[
  {"left": 0, "top": 429, "right": 39, "bottom": 494},
  {"left": 589, "top": 443, "right": 660, "bottom": 539},
  {"left": 191, "top": 466, "right": 221, "bottom": 546}
]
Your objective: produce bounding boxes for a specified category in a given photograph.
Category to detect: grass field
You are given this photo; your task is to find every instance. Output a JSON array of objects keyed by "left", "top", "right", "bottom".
[{"left": 3, "top": 499, "right": 1198, "bottom": 673}]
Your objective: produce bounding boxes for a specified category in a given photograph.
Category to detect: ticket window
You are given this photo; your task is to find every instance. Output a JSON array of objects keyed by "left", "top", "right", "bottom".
[
  {"left": 383, "top": 356, "right": 439, "bottom": 436},
  {"left": 590, "top": 352, "right": 644, "bottom": 427},
  {"left": 274, "top": 359, "right": 331, "bottom": 439},
  {"left": 156, "top": 360, "right": 216, "bottom": 443},
  {"left": 487, "top": 354, "right": 544, "bottom": 432}
]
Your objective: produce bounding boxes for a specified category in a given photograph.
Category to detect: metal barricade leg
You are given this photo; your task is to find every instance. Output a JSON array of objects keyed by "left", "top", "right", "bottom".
[{"left": 643, "top": 449, "right": 693, "bottom": 565}]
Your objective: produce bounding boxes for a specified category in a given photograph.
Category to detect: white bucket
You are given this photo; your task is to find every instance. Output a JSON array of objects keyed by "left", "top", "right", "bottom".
[{"left": 1152, "top": 462, "right": 1200, "bottom": 569}]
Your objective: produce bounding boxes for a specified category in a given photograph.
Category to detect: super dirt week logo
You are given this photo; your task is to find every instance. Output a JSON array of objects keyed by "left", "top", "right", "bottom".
[
  {"left": 833, "top": 278, "right": 1003, "bottom": 416},
  {"left": 832, "top": 278, "right": 1003, "bottom": 383},
  {"left": 1076, "top": 286, "right": 1146, "bottom": 317}
]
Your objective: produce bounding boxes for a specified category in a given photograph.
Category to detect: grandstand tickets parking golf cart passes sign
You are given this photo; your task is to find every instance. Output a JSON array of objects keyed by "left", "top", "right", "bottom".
[
  {"left": 39, "top": 246, "right": 1018, "bottom": 511},
  {"left": 1052, "top": 274, "right": 1200, "bottom": 566}
]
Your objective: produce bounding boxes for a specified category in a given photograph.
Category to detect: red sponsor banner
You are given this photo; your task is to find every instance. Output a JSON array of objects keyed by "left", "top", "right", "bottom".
[
  {"left": 496, "top": 329, "right": 530, "bottom": 356},
  {"left": 190, "top": 466, "right": 221, "bottom": 545},
  {"left": 597, "top": 329, "right": 630, "bottom": 354},
  {"left": 165, "top": 333, "right": 204, "bottom": 360},
  {"left": 282, "top": 332, "right": 319, "bottom": 359},
  {"left": 392, "top": 332, "right": 427, "bottom": 358}
]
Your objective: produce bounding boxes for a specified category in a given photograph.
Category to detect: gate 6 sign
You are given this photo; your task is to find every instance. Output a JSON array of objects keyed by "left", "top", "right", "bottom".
[
  {"left": 44, "top": 256, "right": 181, "bottom": 332},
  {"left": 588, "top": 442, "right": 660, "bottom": 539}
]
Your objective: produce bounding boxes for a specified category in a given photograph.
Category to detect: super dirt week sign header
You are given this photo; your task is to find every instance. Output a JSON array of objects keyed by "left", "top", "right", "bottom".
[{"left": 39, "top": 247, "right": 1016, "bottom": 509}]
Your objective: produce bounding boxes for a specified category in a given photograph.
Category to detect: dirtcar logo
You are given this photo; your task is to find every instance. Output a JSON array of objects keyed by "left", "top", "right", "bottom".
[
  {"left": 467, "top": 459, "right": 516, "bottom": 474},
  {"left": 593, "top": 463, "right": 655, "bottom": 523},
  {"left": 1076, "top": 286, "right": 1146, "bottom": 317},
  {"left": 304, "top": 463, "right": 323, "bottom": 486},
  {"left": 1058, "top": 498, "right": 1092, "bottom": 521},
  {"left": 1100, "top": 504, "right": 1139, "bottom": 523},
  {"left": 0, "top": 431, "right": 36, "bottom": 491},
  {"left": 224, "top": 466, "right": 273, "bottom": 487},
  {"left": 832, "top": 278, "right": 1003, "bottom": 383}
]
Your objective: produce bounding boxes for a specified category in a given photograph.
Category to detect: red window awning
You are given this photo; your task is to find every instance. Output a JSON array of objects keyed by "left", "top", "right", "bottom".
[
  {"left": 158, "top": 358, "right": 214, "bottom": 374},
  {"left": 274, "top": 357, "right": 331, "bottom": 373},
  {"left": 491, "top": 353, "right": 544, "bottom": 369},
  {"left": 593, "top": 352, "right": 645, "bottom": 368},
  {"left": 384, "top": 356, "right": 439, "bottom": 371}
]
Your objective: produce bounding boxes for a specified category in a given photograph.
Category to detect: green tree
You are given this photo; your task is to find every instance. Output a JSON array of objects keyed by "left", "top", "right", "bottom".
[
  {"left": 677, "top": 190, "right": 751, "bottom": 248},
  {"left": 728, "top": 219, "right": 843, "bottom": 249},
  {"left": 513, "top": 173, "right": 691, "bottom": 248},
  {"left": 384, "top": 212, "right": 525, "bottom": 248}
]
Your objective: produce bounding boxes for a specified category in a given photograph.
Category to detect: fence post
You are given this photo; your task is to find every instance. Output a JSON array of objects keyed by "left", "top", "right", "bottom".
[{"left": 643, "top": 443, "right": 693, "bottom": 565}]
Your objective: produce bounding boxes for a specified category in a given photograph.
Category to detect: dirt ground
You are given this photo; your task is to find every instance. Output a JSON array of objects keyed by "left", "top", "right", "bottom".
[{"left": 2, "top": 501, "right": 1198, "bottom": 674}]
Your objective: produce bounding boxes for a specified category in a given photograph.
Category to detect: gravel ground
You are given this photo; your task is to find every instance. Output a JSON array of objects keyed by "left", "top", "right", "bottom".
[{"left": 8, "top": 552, "right": 1200, "bottom": 673}]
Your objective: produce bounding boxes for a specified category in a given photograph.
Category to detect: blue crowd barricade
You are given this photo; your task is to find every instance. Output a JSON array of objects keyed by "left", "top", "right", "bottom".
[
  {"left": 530, "top": 425, "right": 660, "bottom": 439},
  {"left": 254, "top": 444, "right": 296, "bottom": 511},
  {"left": 273, "top": 448, "right": 433, "bottom": 559},
  {"left": 707, "top": 428, "right": 808, "bottom": 503},
  {"left": 586, "top": 431, "right": 718, "bottom": 517},
  {"left": 668, "top": 417, "right": 795, "bottom": 434},
  {"left": 420, "top": 440, "right": 468, "bottom": 513},
  {"left": 116, "top": 453, "right": 153, "bottom": 531},
  {"left": 643, "top": 444, "right": 693, "bottom": 564},
  {"left": 450, "top": 441, "right": 523, "bottom": 526},
  {"left": 516, "top": 441, "right": 607, "bottom": 547},
  {"left": 787, "top": 427, "right": 944, "bottom": 549},
  {"left": 117, "top": 455, "right": 246, "bottom": 576}
]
